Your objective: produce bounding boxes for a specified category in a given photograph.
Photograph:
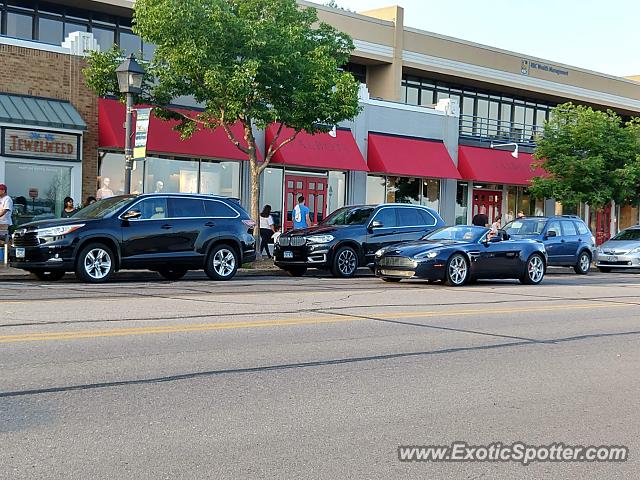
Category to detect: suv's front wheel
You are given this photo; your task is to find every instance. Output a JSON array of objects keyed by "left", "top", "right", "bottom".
[
  {"left": 331, "top": 246, "right": 359, "bottom": 278},
  {"left": 75, "top": 243, "right": 115, "bottom": 283},
  {"left": 205, "top": 244, "right": 239, "bottom": 281}
]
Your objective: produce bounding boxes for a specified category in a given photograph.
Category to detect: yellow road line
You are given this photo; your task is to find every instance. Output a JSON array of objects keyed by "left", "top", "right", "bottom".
[{"left": 0, "top": 302, "right": 632, "bottom": 344}]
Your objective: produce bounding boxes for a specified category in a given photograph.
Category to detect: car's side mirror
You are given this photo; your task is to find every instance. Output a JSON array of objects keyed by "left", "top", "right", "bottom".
[
  {"left": 489, "top": 235, "right": 503, "bottom": 243},
  {"left": 122, "top": 210, "right": 142, "bottom": 220},
  {"left": 545, "top": 230, "right": 557, "bottom": 239},
  {"left": 370, "top": 220, "right": 384, "bottom": 229}
]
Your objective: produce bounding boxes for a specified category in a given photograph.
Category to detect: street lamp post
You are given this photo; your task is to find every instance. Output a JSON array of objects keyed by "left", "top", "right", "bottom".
[{"left": 115, "top": 54, "right": 145, "bottom": 194}]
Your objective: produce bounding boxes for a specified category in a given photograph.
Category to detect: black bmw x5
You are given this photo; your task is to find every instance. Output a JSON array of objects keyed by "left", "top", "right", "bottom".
[{"left": 9, "top": 193, "right": 256, "bottom": 283}]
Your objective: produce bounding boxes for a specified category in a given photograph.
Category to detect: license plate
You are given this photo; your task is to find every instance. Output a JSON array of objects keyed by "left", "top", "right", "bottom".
[
  {"left": 283, "top": 251, "right": 293, "bottom": 259},
  {"left": 15, "top": 248, "right": 25, "bottom": 259},
  {"left": 607, "top": 256, "right": 617, "bottom": 262}
]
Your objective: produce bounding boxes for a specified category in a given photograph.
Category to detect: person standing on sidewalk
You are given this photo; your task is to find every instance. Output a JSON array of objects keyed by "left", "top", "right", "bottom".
[
  {"left": 472, "top": 206, "right": 488, "bottom": 227},
  {"left": 0, "top": 184, "right": 13, "bottom": 249},
  {"left": 293, "top": 195, "right": 311, "bottom": 230},
  {"left": 61, "top": 197, "right": 77, "bottom": 218},
  {"left": 259, "top": 204, "right": 275, "bottom": 259}
]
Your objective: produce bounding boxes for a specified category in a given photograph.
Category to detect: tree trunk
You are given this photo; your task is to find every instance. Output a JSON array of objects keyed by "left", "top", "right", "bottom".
[{"left": 249, "top": 155, "right": 262, "bottom": 259}]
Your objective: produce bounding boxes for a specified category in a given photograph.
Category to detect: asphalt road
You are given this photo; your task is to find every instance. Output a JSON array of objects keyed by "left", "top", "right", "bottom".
[{"left": 1, "top": 268, "right": 639, "bottom": 479}]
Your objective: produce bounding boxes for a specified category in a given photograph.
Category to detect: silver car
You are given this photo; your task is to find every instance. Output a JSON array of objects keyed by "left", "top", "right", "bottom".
[{"left": 595, "top": 226, "right": 640, "bottom": 272}]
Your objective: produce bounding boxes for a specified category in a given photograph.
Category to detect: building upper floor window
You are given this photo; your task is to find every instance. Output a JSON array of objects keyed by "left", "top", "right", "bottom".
[
  {"left": 400, "top": 74, "right": 554, "bottom": 145},
  {"left": 0, "top": 1, "right": 152, "bottom": 56}
]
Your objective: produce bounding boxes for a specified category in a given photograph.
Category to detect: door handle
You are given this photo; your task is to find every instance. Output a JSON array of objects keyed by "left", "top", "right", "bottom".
[
  {"left": 204, "top": 221, "right": 216, "bottom": 227},
  {"left": 560, "top": 239, "right": 565, "bottom": 243},
  {"left": 161, "top": 224, "right": 173, "bottom": 230}
]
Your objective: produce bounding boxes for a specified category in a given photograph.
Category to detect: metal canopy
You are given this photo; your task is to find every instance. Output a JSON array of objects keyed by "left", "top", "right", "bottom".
[{"left": 0, "top": 93, "right": 87, "bottom": 131}]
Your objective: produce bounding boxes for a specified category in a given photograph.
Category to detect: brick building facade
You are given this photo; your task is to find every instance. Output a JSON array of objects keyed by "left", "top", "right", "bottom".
[{"left": 0, "top": 42, "right": 98, "bottom": 202}]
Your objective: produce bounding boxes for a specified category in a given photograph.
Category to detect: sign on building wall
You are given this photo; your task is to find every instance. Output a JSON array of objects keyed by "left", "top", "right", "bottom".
[
  {"left": 133, "top": 108, "right": 152, "bottom": 160},
  {"left": 1, "top": 128, "right": 81, "bottom": 162}
]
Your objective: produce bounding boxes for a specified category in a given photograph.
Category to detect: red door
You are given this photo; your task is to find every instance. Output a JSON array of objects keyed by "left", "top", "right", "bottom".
[
  {"left": 472, "top": 189, "right": 503, "bottom": 224},
  {"left": 592, "top": 204, "right": 612, "bottom": 245},
  {"left": 284, "top": 175, "right": 328, "bottom": 231}
]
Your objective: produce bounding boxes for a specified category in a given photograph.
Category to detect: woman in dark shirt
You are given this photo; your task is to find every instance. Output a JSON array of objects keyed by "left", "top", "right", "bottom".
[{"left": 61, "top": 197, "right": 77, "bottom": 218}]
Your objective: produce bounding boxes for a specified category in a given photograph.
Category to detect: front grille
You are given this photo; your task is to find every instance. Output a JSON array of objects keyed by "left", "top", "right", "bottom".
[
  {"left": 379, "top": 269, "right": 415, "bottom": 278},
  {"left": 379, "top": 256, "right": 416, "bottom": 268},
  {"left": 12, "top": 232, "right": 39, "bottom": 247},
  {"left": 280, "top": 236, "right": 306, "bottom": 247},
  {"left": 603, "top": 250, "right": 628, "bottom": 255}
]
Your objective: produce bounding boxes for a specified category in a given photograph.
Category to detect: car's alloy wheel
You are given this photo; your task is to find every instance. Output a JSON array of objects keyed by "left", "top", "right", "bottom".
[
  {"left": 445, "top": 254, "right": 468, "bottom": 286},
  {"left": 332, "top": 246, "right": 358, "bottom": 278},
  {"left": 75, "top": 243, "right": 115, "bottom": 283},
  {"left": 205, "top": 245, "right": 239, "bottom": 281},
  {"left": 521, "top": 254, "right": 545, "bottom": 285},
  {"left": 574, "top": 252, "right": 591, "bottom": 275}
]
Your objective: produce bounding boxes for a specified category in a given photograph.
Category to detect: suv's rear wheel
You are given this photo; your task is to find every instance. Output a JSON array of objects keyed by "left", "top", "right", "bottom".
[
  {"left": 205, "top": 244, "right": 238, "bottom": 280},
  {"left": 31, "top": 270, "right": 65, "bottom": 281},
  {"left": 574, "top": 251, "right": 591, "bottom": 275},
  {"left": 75, "top": 243, "right": 115, "bottom": 283},
  {"left": 331, "top": 246, "right": 359, "bottom": 278},
  {"left": 158, "top": 267, "right": 188, "bottom": 281}
]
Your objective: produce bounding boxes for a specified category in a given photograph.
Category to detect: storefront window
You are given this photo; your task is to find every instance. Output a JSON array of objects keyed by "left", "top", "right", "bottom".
[
  {"left": 455, "top": 182, "right": 468, "bottom": 225},
  {"left": 327, "top": 171, "right": 346, "bottom": 216},
  {"left": 421, "top": 178, "right": 439, "bottom": 211},
  {"left": 200, "top": 160, "right": 240, "bottom": 197},
  {"left": 506, "top": 186, "right": 517, "bottom": 223},
  {"left": 7, "top": 162, "right": 71, "bottom": 225},
  {"left": 366, "top": 175, "right": 386, "bottom": 205},
  {"left": 145, "top": 157, "right": 198, "bottom": 193},
  {"left": 260, "top": 167, "right": 284, "bottom": 227},
  {"left": 387, "top": 176, "right": 420, "bottom": 204}
]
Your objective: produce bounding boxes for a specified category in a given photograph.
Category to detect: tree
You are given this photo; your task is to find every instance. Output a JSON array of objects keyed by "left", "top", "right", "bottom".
[
  {"left": 84, "top": 0, "right": 360, "bottom": 251},
  {"left": 530, "top": 103, "right": 640, "bottom": 209}
]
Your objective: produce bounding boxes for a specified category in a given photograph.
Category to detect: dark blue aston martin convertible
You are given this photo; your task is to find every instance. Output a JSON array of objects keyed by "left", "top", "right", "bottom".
[{"left": 374, "top": 225, "right": 547, "bottom": 286}]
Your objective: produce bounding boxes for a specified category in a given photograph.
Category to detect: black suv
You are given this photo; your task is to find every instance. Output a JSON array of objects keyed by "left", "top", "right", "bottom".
[
  {"left": 9, "top": 193, "right": 256, "bottom": 283},
  {"left": 274, "top": 203, "right": 445, "bottom": 277}
]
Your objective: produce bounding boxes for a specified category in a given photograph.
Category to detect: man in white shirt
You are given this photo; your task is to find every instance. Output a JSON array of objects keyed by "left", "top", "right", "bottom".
[{"left": 0, "top": 184, "right": 13, "bottom": 245}]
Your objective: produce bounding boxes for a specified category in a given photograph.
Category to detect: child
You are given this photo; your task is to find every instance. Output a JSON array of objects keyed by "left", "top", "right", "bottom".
[{"left": 271, "top": 224, "right": 282, "bottom": 246}]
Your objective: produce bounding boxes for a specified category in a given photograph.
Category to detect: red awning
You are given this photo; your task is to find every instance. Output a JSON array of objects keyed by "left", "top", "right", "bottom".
[
  {"left": 367, "top": 133, "right": 461, "bottom": 179},
  {"left": 98, "top": 98, "right": 251, "bottom": 161},
  {"left": 265, "top": 124, "right": 368, "bottom": 171},
  {"left": 458, "top": 145, "right": 546, "bottom": 185}
]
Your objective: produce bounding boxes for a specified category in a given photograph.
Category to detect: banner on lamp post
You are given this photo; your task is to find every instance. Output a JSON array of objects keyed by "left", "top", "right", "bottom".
[{"left": 133, "top": 108, "right": 151, "bottom": 160}]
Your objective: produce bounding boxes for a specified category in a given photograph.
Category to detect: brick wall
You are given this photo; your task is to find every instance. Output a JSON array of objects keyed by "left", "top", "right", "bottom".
[{"left": 0, "top": 43, "right": 99, "bottom": 201}]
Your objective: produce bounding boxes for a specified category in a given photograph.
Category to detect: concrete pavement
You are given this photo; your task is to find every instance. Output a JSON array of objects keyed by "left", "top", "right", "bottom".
[{"left": 0, "top": 271, "right": 639, "bottom": 479}]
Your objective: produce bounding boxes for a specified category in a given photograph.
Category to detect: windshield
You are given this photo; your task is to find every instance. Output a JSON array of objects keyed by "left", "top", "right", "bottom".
[
  {"left": 611, "top": 229, "right": 640, "bottom": 241},
  {"left": 322, "top": 206, "right": 374, "bottom": 226},
  {"left": 504, "top": 219, "right": 547, "bottom": 236},
  {"left": 73, "top": 196, "right": 135, "bottom": 219},
  {"left": 423, "top": 226, "right": 488, "bottom": 243}
]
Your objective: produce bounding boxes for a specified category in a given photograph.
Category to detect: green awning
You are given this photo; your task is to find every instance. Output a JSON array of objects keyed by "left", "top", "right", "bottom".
[{"left": 0, "top": 93, "right": 87, "bottom": 131}]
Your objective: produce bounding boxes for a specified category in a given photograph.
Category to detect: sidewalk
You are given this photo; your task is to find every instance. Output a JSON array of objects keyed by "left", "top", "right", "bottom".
[{"left": 0, "top": 258, "right": 285, "bottom": 281}]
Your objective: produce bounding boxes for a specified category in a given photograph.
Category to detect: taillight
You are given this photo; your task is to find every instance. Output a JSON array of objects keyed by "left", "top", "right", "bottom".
[{"left": 243, "top": 219, "right": 256, "bottom": 228}]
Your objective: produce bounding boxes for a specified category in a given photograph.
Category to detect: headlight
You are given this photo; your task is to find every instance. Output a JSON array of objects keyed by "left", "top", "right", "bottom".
[
  {"left": 375, "top": 248, "right": 386, "bottom": 257},
  {"left": 306, "top": 234, "right": 334, "bottom": 244},
  {"left": 35, "top": 224, "right": 85, "bottom": 238},
  {"left": 629, "top": 247, "right": 640, "bottom": 254},
  {"left": 596, "top": 247, "right": 603, "bottom": 254},
  {"left": 415, "top": 250, "right": 438, "bottom": 259}
]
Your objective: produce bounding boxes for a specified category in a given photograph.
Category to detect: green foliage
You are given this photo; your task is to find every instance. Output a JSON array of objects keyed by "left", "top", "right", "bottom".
[{"left": 531, "top": 103, "right": 640, "bottom": 208}]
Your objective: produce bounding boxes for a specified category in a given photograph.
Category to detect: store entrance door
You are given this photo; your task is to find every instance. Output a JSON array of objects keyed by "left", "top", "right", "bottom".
[
  {"left": 473, "top": 189, "right": 503, "bottom": 224},
  {"left": 284, "top": 174, "right": 328, "bottom": 231},
  {"left": 593, "top": 204, "right": 613, "bottom": 245}
]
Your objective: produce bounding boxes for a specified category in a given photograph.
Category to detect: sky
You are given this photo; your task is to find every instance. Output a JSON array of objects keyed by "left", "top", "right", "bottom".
[{"left": 308, "top": 0, "right": 639, "bottom": 78}]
